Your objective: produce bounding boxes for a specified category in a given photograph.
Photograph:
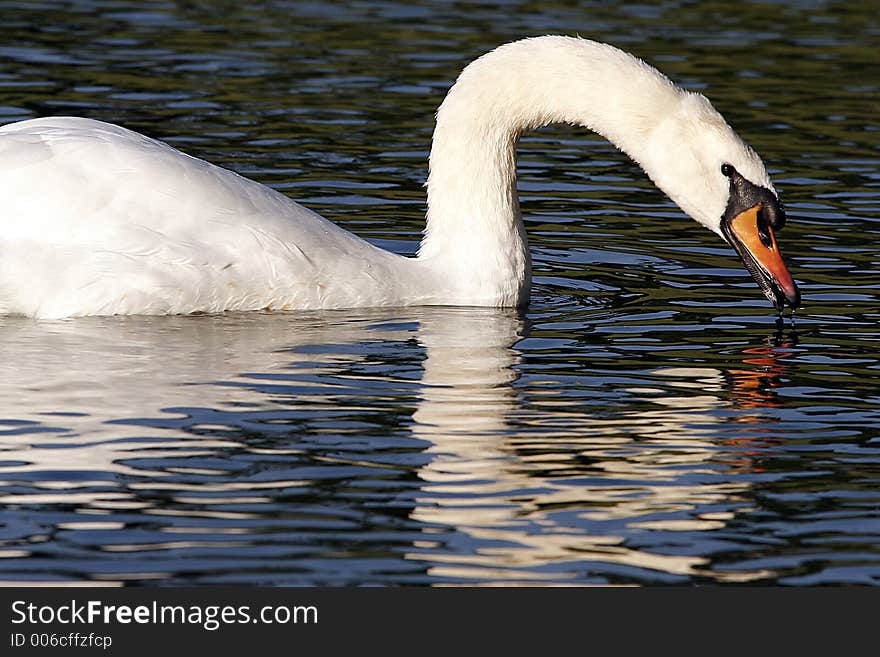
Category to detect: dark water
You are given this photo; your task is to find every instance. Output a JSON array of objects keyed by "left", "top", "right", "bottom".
[{"left": 0, "top": 1, "right": 878, "bottom": 585}]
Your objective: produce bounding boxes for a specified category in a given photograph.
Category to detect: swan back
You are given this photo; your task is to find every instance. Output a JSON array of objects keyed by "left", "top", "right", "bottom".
[{"left": 0, "top": 117, "right": 423, "bottom": 317}]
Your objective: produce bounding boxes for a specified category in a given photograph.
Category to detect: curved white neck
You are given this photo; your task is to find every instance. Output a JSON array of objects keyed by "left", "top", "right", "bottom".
[{"left": 416, "top": 36, "right": 770, "bottom": 307}]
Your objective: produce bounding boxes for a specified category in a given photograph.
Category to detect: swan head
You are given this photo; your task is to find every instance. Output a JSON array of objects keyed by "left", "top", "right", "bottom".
[
  {"left": 718, "top": 163, "right": 800, "bottom": 312},
  {"left": 637, "top": 92, "right": 799, "bottom": 313}
]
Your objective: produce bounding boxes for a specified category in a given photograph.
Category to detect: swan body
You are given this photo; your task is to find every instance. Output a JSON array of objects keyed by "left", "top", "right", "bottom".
[
  {"left": 0, "top": 36, "right": 797, "bottom": 318},
  {"left": 0, "top": 118, "right": 434, "bottom": 317}
]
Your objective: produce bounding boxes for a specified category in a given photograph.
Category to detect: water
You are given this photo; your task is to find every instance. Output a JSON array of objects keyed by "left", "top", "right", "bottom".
[{"left": 0, "top": 1, "right": 878, "bottom": 585}]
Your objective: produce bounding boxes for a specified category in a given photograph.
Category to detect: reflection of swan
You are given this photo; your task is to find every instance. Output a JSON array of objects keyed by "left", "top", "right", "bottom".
[
  {"left": 408, "top": 316, "right": 800, "bottom": 583},
  {"left": 0, "top": 309, "right": 794, "bottom": 583},
  {"left": 0, "top": 312, "right": 408, "bottom": 481},
  {"left": 0, "top": 36, "right": 798, "bottom": 318}
]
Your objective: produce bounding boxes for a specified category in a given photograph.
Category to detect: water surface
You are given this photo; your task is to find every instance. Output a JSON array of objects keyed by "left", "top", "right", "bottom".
[{"left": 0, "top": 1, "right": 878, "bottom": 585}]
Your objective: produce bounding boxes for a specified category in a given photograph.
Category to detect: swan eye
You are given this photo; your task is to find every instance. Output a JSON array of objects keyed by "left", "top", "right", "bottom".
[{"left": 721, "top": 163, "right": 734, "bottom": 177}]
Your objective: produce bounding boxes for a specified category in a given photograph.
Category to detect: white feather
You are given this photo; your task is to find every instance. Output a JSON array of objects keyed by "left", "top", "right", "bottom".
[{"left": 0, "top": 36, "right": 772, "bottom": 318}]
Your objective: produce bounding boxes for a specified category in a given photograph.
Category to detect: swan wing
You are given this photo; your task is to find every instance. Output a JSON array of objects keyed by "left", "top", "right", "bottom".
[{"left": 0, "top": 117, "right": 407, "bottom": 317}]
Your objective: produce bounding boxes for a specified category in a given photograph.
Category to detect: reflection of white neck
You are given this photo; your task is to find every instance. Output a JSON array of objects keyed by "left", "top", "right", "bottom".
[
  {"left": 412, "top": 309, "right": 522, "bottom": 438},
  {"left": 410, "top": 309, "right": 522, "bottom": 534},
  {"left": 418, "top": 36, "right": 771, "bottom": 306}
]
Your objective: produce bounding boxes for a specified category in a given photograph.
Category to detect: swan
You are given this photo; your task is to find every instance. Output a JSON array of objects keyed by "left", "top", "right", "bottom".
[{"left": 0, "top": 36, "right": 799, "bottom": 319}]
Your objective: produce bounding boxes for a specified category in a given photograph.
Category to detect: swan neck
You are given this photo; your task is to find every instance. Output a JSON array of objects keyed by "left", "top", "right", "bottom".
[
  {"left": 416, "top": 35, "right": 774, "bottom": 309},
  {"left": 417, "top": 37, "right": 686, "bottom": 305}
]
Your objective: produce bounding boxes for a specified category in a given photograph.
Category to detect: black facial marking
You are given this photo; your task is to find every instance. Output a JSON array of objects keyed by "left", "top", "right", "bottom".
[
  {"left": 719, "top": 163, "right": 800, "bottom": 314},
  {"left": 756, "top": 208, "right": 773, "bottom": 248},
  {"left": 720, "top": 163, "right": 786, "bottom": 231}
]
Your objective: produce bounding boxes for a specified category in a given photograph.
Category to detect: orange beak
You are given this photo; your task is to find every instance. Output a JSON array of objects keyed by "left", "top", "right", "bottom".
[{"left": 723, "top": 204, "right": 800, "bottom": 312}]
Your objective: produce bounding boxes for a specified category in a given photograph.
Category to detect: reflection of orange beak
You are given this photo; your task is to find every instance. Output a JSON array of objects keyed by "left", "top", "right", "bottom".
[
  {"left": 724, "top": 204, "right": 800, "bottom": 311},
  {"left": 730, "top": 345, "right": 785, "bottom": 410}
]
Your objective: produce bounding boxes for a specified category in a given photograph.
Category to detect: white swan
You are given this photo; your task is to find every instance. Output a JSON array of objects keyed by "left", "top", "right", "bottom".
[{"left": 0, "top": 36, "right": 799, "bottom": 319}]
